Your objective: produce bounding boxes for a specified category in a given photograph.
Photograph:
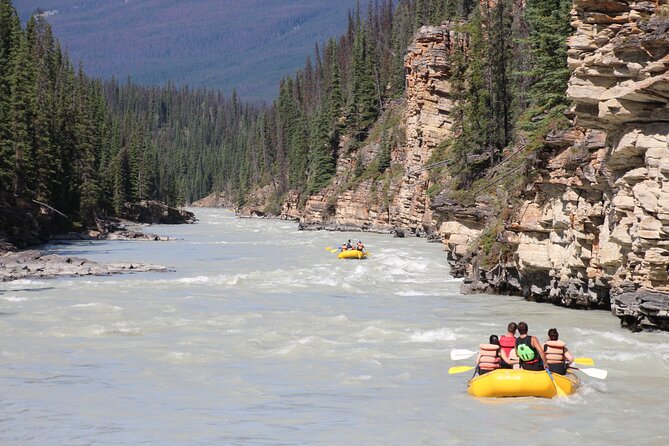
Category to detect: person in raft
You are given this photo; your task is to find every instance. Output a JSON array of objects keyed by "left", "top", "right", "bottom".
[
  {"left": 543, "top": 328, "right": 574, "bottom": 375},
  {"left": 346, "top": 239, "right": 353, "bottom": 250},
  {"left": 475, "top": 335, "right": 502, "bottom": 375},
  {"left": 498, "top": 322, "right": 518, "bottom": 369},
  {"left": 515, "top": 321, "right": 549, "bottom": 372},
  {"left": 340, "top": 243, "right": 348, "bottom": 252},
  {"left": 356, "top": 241, "right": 365, "bottom": 252}
]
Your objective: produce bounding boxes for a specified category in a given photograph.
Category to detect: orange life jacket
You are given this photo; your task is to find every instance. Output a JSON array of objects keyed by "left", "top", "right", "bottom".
[
  {"left": 478, "top": 343, "right": 501, "bottom": 371},
  {"left": 543, "top": 340, "right": 566, "bottom": 364}
]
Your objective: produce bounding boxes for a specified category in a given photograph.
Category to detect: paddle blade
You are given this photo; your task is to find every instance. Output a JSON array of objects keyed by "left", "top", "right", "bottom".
[
  {"left": 575, "top": 367, "right": 607, "bottom": 380},
  {"left": 546, "top": 369, "right": 568, "bottom": 398},
  {"left": 451, "top": 349, "right": 477, "bottom": 361},
  {"left": 574, "top": 357, "right": 594, "bottom": 366},
  {"left": 449, "top": 365, "right": 475, "bottom": 375},
  {"left": 325, "top": 247, "right": 333, "bottom": 251}
]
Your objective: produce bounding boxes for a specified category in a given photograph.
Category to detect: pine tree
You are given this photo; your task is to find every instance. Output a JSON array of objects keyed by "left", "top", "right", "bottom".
[
  {"left": 377, "top": 129, "right": 391, "bottom": 173},
  {"left": 8, "top": 15, "right": 35, "bottom": 196},
  {"left": 524, "top": 0, "right": 572, "bottom": 115}
]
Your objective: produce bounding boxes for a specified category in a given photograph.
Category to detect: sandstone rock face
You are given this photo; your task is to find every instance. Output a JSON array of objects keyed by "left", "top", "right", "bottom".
[
  {"left": 295, "top": 25, "right": 460, "bottom": 236},
  {"left": 568, "top": 0, "right": 669, "bottom": 328},
  {"left": 464, "top": 1, "right": 669, "bottom": 329},
  {"left": 191, "top": 192, "right": 231, "bottom": 208}
]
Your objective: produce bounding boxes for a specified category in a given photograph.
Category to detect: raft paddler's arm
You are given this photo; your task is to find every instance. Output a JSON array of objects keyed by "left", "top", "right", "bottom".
[
  {"left": 532, "top": 336, "right": 548, "bottom": 366},
  {"left": 564, "top": 347, "right": 574, "bottom": 364}
]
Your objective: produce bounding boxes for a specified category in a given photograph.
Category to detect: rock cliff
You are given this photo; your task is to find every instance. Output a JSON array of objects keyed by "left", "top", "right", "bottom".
[
  {"left": 293, "top": 25, "right": 461, "bottom": 237},
  {"left": 443, "top": 0, "right": 669, "bottom": 331}
]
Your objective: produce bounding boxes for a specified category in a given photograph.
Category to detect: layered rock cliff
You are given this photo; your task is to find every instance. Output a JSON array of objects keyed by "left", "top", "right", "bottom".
[
  {"left": 291, "top": 25, "right": 461, "bottom": 236},
  {"left": 444, "top": 0, "right": 669, "bottom": 331},
  {"left": 219, "top": 2, "right": 669, "bottom": 331}
]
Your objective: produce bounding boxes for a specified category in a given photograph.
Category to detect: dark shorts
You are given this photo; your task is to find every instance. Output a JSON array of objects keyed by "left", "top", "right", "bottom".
[
  {"left": 520, "top": 361, "right": 544, "bottom": 371},
  {"left": 548, "top": 363, "right": 568, "bottom": 375},
  {"left": 499, "top": 359, "right": 513, "bottom": 369}
]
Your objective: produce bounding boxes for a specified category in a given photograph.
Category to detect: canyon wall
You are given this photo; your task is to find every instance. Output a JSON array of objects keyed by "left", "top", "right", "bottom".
[
  {"left": 443, "top": 0, "right": 669, "bottom": 331},
  {"left": 223, "top": 2, "right": 669, "bottom": 331},
  {"left": 290, "top": 25, "right": 460, "bottom": 237}
]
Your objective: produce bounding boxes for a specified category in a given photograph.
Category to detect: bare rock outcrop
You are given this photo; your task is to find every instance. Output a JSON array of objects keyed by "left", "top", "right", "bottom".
[
  {"left": 0, "top": 250, "right": 166, "bottom": 282},
  {"left": 294, "top": 24, "right": 461, "bottom": 236},
  {"left": 451, "top": 0, "right": 669, "bottom": 330}
]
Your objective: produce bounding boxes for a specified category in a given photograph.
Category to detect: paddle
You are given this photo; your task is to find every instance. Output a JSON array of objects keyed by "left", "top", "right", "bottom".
[
  {"left": 450, "top": 349, "right": 595, "bottom": 366},
  {"left": 569, "top": 366, "right": 607, "bottom": 380},
  {"left": 545, "top": 367, "right": 568, "bottom": 398},
  {"left": 448, "top": 365, "right": 475, "bottom": 375}
]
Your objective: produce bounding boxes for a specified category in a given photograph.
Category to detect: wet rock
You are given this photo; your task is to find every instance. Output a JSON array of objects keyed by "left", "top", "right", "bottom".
[
  {"left": 0, "top": 250, "right": 167, "bottom": 282},
  {"left": 612, "top": 288, "right": 669, "bottom": 331}
]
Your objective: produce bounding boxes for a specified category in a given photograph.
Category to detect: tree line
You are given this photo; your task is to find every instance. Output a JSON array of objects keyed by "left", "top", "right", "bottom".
[
  {"left": 1, "top": 0, "right": 573, "bottom": 228},
  {"left": 0, "top": 0, "right": 165, "bottom": 227},
  {"left": 101, "top": 0, "right": 572, "bottom": 209}
]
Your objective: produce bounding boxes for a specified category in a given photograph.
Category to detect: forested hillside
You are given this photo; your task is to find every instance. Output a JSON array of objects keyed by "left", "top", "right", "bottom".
[
  {"left": 109, "top": 0, "right": 573, "bottom": 213},
  {"left": 0, "top": 0, "right": 164, "bottom": 233},
  {"left": 2, "top": 0, "right": 574, "bottom": 246},
  {"left": 13, "top": 0, "right": 360, "bottom": 102}
]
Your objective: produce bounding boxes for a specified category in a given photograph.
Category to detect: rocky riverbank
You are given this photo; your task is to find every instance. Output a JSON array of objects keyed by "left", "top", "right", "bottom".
[
  {"left": 0, "top": 250, "right": 167, "bottom": 282},
  {"left": 1, "top": 197, "right": 195, "bottom": 281}
]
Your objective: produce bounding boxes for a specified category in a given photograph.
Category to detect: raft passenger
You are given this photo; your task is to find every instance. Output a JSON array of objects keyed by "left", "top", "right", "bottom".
[
  {"left": 499, "top": 322, "right": 518, "bottom": 369},
  {"left": 356, "top": 241, "right": 365, "bottom": 252},
  {"left": 476, "top": 335, "right": 501, "bottom": 375},
  {"left": 543, "top": 328, "right": 574, "bottom": 375},
  {"left": 346, "top": 239, "right": 353, "bottom": 250},
  {"left": 515, "top": 322, "right": 548, "bottom": 372}
]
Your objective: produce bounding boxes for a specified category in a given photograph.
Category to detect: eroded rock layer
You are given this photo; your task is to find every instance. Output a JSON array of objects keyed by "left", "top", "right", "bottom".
[
  {"left": 449, "top": 0, "right": 669, "bottom": 330},
  {"left": 294, "top": 25, "right": 460, "bottom": 236}
]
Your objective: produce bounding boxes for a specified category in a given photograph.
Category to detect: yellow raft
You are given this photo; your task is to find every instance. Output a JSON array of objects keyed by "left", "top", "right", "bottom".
[
  {"left": 468, "top": 369, "right": 580, "bottom": 398},
  {"left": 338, "top": 249, "right": 367, "bottom": 260}
]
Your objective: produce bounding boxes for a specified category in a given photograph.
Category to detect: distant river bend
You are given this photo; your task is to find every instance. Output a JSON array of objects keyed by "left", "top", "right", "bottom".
[{"left": 1, "top": 208, "right": 667, "bottom": 445}]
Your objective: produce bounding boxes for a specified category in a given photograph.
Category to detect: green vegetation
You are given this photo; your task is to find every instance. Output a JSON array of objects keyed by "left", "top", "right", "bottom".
[
  {"left": 1, "top": 0, "right": 576, "bottom": 233},
  {"left": 0, "top": 1, "right": 159, "bottom": 227}
]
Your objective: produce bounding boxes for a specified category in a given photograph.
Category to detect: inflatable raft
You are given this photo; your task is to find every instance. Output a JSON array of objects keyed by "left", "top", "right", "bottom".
[
  {"left": 468, "top": 369, "right": 579, "bottom": 398},
  {"left": 338, "top": 249, "right": 367, "bottom": 260}
]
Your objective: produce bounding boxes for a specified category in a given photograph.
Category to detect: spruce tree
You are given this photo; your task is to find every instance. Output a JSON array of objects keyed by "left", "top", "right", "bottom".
[{"left": 524, "top": 0, "right": 572, "bottom": 115}]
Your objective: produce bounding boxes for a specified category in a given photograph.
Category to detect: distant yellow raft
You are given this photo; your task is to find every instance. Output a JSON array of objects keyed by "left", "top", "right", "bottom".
[
  {"left": 467, "top": 369, "right": 580, "bottom": 398},
  {"left": 337, "top": 249, "right": 367, "bottom": 260}
]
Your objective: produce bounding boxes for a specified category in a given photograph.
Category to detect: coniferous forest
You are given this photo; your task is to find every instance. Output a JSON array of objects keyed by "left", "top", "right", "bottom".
[{"left": 0, "top": 0, "right": 573, "bottom": 231}]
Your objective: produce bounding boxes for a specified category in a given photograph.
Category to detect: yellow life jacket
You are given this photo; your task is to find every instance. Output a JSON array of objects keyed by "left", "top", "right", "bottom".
[
  {"left": 478, "top": 343, "right": 500, "bottom": 371},
  {"left": 544, "top": 340, "right": 566, "bottom": 364}
]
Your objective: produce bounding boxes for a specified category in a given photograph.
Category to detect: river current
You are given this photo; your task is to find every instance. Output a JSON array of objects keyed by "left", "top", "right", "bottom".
[{"left": 1, "top": 208, "right": 668, "bottom": 445}]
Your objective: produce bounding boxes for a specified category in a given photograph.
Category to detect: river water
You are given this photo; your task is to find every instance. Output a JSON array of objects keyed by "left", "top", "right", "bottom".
[{"left": 1, "top": 208, "right": 668, "bottom": 445}]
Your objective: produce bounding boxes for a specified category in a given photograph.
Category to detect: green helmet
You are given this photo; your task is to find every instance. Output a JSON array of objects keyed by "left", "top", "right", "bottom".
[{"left": 517, "top": 344, "right": 535, "bottom": 361}]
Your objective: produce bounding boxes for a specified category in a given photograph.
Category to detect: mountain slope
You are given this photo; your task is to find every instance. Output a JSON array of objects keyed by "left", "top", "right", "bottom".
[{"left": 13, "top": 0, "right": 359, "bottom": 102}]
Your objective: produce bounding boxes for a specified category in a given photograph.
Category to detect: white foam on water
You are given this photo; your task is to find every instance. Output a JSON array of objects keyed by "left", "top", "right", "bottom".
[
  {"left": 5, "top": 279, "right": 47, "bottom": 287},
  {"left": 393, "top": 290, "right": 444, "bottom": 297},
  {"left": 409, "top": 327, "right": 457, "bottom": 343},
  {"left": 70, "top": 302, "right": 122, "bottom": 311},
  {"left": 1, "top": 296, "right": 27, "bottom": 302}
]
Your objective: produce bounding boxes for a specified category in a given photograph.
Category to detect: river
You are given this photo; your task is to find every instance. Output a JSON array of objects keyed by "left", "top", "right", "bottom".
[{"left": 1, "top": 208, "right": 667, "bottom": 445}]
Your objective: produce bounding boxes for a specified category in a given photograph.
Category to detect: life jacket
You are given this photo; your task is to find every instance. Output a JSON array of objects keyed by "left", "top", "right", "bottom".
[
  {"left": 477, "top": 343, "right": 501, "bottom": 371},
  {"left": 499, "top": 335, "right": 516, "bottom": 357},
  {"left": 515, "top": 336, "right": 538, "bottom": 364},
  {"left": 543, "top": 340, "right": 566, "bottom": 364}
]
